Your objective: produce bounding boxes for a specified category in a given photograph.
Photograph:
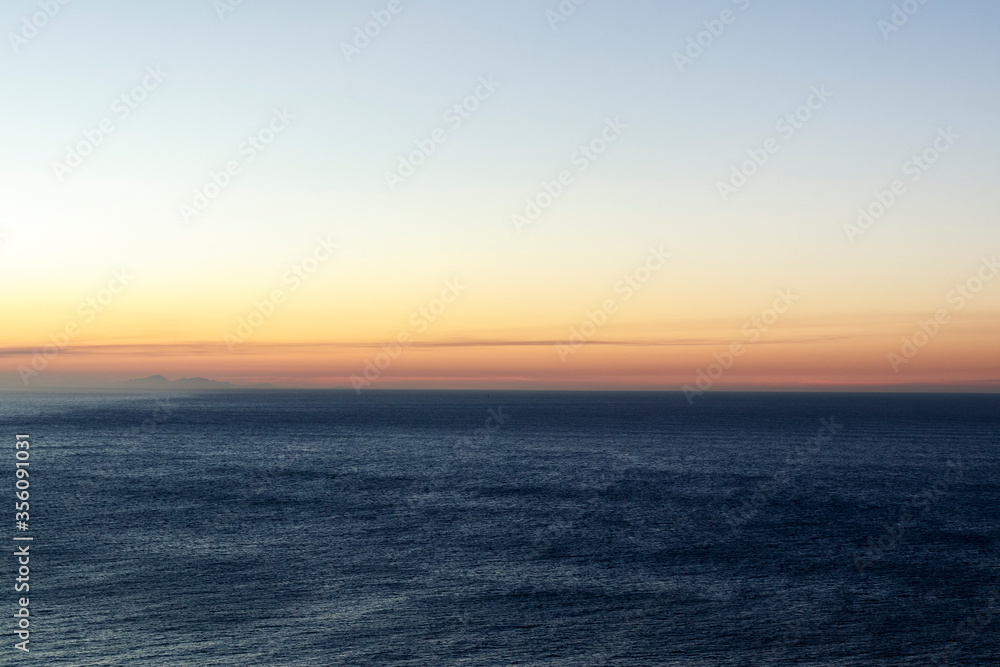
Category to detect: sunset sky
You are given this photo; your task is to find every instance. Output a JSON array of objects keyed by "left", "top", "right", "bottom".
[{"left": 1, "top": 0, "right": 998, "bottom": 390}]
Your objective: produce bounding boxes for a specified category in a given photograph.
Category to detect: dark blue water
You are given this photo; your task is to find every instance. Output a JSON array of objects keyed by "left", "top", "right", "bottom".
[{"left": 1, "top": 391, "right": 997, "bottom": 665}]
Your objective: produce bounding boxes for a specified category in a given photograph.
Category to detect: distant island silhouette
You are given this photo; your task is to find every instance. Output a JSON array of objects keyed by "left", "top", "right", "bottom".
[{"left": 122, "top": 375, "right": 275, "bottom": 390}]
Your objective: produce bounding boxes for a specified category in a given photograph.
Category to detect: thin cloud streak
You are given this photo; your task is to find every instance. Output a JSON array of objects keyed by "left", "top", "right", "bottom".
[{"left": 0, "top": 335, "right": 862, "bottom": 358}]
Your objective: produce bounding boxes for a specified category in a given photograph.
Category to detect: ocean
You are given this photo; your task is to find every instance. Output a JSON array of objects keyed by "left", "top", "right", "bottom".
[{"left": 2, "top": 390, "right": 997, "bottom": 665}]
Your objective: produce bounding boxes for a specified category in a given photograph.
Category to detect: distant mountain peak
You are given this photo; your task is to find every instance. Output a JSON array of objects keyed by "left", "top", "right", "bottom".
[
  {"left": 122, "top": 376, "right": 236, "bottom": 390},
  {"left": 120, "top": 376, "right": 276, "bottom": 390}
]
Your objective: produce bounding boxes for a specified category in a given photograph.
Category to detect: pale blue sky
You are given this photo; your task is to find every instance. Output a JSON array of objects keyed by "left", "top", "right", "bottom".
[{"left": 2, "top": 0, "right": 998, "bottom": 325}]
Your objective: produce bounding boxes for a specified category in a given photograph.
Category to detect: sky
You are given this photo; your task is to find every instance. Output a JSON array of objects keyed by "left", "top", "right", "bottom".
[{"left": 1, "top": 0, "right": 998, "bottom": 390}]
